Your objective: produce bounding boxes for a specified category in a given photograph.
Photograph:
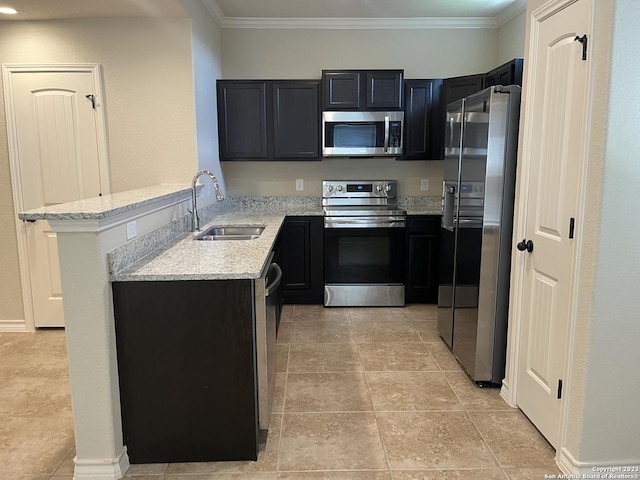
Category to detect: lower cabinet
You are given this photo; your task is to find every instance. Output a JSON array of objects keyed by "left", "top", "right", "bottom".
[
  {"left": 112, "top": 280, "right": 258, "bottom": 464},
  {"left": 405, "top": 216, "right": 440, "bottom": 304},
  {"left": 279, "top": 216, "right": 324, "bottom": 304}
]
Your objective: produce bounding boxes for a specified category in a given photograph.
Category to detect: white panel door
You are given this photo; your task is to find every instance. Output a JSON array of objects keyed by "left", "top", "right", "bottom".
[
  {"left": 516, "top": 0, "right": 591, "bottom": 448},
  {"left": 9, "top": 68, "right": 106, "bottom": 328}
]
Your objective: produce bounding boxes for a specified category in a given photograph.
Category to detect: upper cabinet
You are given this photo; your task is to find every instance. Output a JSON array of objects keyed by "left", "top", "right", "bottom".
[
  {"left": 402, "top": 79, "right": 444, "bottom": 160},
  {"left": 443, "top": 74, "right": 485, "bottom": 106},
  {"left": 216, "top": 61, "right": 522, "bottom": 163},
  {"left": 484, "top": 58, "right": 524, "bottom": 89},
  {"left": 217, "top": 80, "right": 320, "bottom": 161},
  {"left": 271, "top": 81, "right": 320, "bottom": 160},
  {"left": 321, "top": 71, "right": 361, "bottom": 109},
  {"left": 217, "top": 81, "right": 268, "bottom": 160},
  {"left": 322, "top": 70, "right": 403, "bottom": 110}
]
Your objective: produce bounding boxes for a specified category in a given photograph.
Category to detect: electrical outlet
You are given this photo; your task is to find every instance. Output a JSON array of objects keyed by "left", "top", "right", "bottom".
[
  {"left": 420, "top": 178, "right": 430, "bottom": 191},
  {"left": 126, "top": 221, "right": 137, "bottom": 240},
  {"left": 296, "top": 179, "right": 304, "bottom": 191}
]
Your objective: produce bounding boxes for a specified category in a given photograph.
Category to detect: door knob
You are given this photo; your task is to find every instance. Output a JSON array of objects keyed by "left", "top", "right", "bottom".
[{"left": 517, "top": 239, "right": 534, "bottom": 253}]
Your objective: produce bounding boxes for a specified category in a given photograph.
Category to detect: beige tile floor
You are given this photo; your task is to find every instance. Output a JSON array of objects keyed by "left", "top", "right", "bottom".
[{"left": 0, "top": 305, "right": 562, "bottom": 479}]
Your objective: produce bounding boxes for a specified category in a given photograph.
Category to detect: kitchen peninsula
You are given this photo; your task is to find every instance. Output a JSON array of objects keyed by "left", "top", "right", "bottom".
[
  {"left": 19, "top": 184, "right": 440, "bottom": 477},
  {"left": 18, "top": 185, "right": 313, "bottom": 477}
]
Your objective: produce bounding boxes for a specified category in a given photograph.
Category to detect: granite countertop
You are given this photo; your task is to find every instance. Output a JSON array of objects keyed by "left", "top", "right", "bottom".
[
  {"left": 109, "top": 196, "right": 440, "bottom": 282},
  {"left": 18, "top": 184, "right": 192, "bottom": 221},
  {"left": 24, "top": 183, "right": 439, "bottom": 282},
  {"left": 112, "top": 211, "right": 288, "bottom": 281}
]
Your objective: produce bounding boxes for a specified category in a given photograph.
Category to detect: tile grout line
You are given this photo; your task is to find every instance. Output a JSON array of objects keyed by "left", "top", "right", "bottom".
[
  {"left": 361, "top": 351, "right": 394, "bottom": 478},
  {"left": 464, "top": 405, "right": 510, "bottom": 478},
  {"left": 275, "top": 308, "right": 292, "bottom": 475}
]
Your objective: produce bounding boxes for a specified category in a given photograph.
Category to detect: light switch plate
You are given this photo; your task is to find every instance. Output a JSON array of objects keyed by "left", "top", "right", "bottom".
[
  {"left": 420, "top": 179, "right": 429, "bottom": 191},
  {"left": 126, "top": 221, "right": 137, "bottom": 240},
  {"left": 296, "top": 179, "right": 304, "bottom": 191}
]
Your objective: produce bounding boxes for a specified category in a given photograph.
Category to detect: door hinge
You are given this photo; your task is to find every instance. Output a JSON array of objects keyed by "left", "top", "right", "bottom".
[
  {"left": 574, "top": 35, "right": 588, "bottom": 61},
  {"left": 569, "top": 217, "right": 575, "bottom": 239},
  {"left": 557, "top": 379, "right": 563, "bottom": 399}
]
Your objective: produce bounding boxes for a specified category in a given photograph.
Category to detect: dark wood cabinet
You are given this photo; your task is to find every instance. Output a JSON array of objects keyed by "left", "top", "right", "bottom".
[
  {"left": 484, "top": 58, "right": 524, "bottom": 88},
  {"left": 401, "top": 79, "right": 444, "bottom": 160},
  {"left": 322, "top": 71, "right": 361, "bottom": 109},
  {"left": 271, "top": 81, "right": 320, "bottom": 159},
  {"left": 443, "top": 74, "right": 485, "bottom": 106},
  {"left": 217, "top": 80, "right": 320, "bottom": 161},
  {"left": 322, "top": 70, "right": 403, "bottom": 110},
  {"left": 405, "top": 216, "right": 440, "bottom": 304},
  {"left": 113, "top": 280, "right": 258, "bottom": 463},
  {"left": 365, "top": 71, "right": 403, "bottom": 109},
  {"left": 217, "top": 82, "right": 268, "bottom": 160},
  {"left": 279, "top": 216, "right": 324, "bottom": 304}
]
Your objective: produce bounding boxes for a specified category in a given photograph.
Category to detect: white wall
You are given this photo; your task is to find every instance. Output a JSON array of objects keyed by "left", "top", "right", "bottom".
[
  {"left": 497, "top": 11, "right": 526, "bottom": 65},
  {"left": 222, "top": 158, "right": 444, "bottom": 198},
  {"left": 222, "top": 28, "right": 499, "bottom": 79},
  {"left": 519, "top": 0, "right": 640, "bottom": 468},
  {"left": 575, "top": 0, "right": 640, "bottom": 462},
  {"left": 180, "top": 0, "right": 226, "bottom": 197},
  {"left": 0, "top": 18, "right": 198, "bottom": 322}
]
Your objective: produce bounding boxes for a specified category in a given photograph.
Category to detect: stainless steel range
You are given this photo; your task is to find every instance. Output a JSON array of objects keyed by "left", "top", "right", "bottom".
[{"left": 323, "top": 180, "right": 406, "bottom": 307}]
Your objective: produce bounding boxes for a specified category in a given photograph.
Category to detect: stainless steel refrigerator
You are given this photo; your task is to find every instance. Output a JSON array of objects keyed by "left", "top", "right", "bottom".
[{"left": 437, "top": 85, "right": 521, "bottom": 384}]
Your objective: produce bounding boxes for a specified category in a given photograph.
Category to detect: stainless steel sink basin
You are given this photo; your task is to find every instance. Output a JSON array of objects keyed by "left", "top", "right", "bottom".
[{"left": 196, "top": 226, "right": 265, "bottom": 241}]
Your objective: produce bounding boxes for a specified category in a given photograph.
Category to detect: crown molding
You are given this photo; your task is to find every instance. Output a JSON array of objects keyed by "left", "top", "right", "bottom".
[
  {"left": 198, "top": 0, "right": 525, "bottom": 30},
  {"left": 220, "top": 16, "right": 497, "bottom": 30},
  {"left": 199, "top": 0, "right": 225, "bottom": 27},
  {"left": 495, "top": 0, "right": 527, "bottom": 27}
]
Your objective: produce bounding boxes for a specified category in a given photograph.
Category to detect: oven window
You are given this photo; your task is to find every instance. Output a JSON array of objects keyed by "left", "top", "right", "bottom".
[{"left": 324, "top": 228, "right": 404, "bottom": 284}]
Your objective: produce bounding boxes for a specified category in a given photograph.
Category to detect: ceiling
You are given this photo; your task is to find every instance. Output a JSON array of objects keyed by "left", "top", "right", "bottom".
[
  {"left": 0, "top": 0, "right": 527, "bottom": 28},
  {"left": 0, "top": 0, "right": 189, "bottom": 20}
]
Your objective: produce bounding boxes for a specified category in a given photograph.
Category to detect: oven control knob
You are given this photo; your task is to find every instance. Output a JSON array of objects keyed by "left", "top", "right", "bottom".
[
  {"left": 375, "top": 184, "right": 383, "bottom": 192},
  {"left": 336, "top": 185, "right": 343, "bottom": 192},
  {"left": 385, "top": 183, "right": 392, "bottom": 192},
  {"left": 327, "top": 185, "right": 334, "bottom": 192}
]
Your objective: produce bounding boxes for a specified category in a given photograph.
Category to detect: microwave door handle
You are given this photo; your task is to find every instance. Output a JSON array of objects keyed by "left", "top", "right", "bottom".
[{"left": 384, "top": 115, "right": 390, "bottom": 153}]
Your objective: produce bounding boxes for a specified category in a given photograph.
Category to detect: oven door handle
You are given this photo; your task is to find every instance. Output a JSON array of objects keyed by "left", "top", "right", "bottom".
[
  {"left": 265, "top": 263, "right": 282, "bottom": 297},
  {"left": 324, "top": 217, "right": 406, "bottom": 229}
]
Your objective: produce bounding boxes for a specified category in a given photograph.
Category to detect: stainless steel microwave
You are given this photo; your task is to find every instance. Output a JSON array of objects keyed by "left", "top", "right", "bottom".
[{"left": 322, "top": 111, "right": 404, "bottom": 157}]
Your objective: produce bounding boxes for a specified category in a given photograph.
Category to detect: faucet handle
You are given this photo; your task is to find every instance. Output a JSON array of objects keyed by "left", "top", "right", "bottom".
[{"left": 212, "top": 178, "right": 225, "bottom": 201}]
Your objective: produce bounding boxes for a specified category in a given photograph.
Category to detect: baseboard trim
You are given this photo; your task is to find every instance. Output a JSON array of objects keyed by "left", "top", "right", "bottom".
[
  {"left": 74, "top": 447, "right": 129, "bottom": 479},
  {"left": 557, "top": 447, "right": 640, "bottom": 475},
  {"left": 500, "top": 379, "right": 518, "bottom": 407},
  {"left": 0, "top": 319, "right": 27, "bottom": 332}
]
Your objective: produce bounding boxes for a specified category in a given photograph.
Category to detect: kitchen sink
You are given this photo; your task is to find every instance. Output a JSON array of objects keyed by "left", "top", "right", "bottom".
[{"left": 196, "top": 226, "right": 265, "bottom": 241}]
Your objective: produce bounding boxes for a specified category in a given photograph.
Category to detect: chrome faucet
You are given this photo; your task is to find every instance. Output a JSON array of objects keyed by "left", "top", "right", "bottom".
[{"left": 190, "top": 170, "right": 225, "bottom": 232}]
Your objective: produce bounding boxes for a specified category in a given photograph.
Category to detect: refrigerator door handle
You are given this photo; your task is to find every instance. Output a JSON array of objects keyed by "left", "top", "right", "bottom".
[{"left": 442, "top": 183, "right": 456, "bottom": 230}]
